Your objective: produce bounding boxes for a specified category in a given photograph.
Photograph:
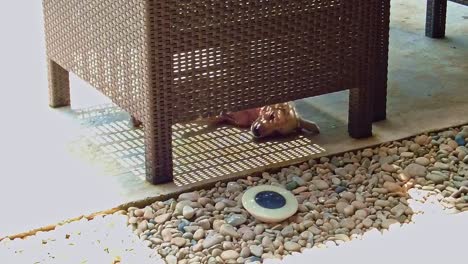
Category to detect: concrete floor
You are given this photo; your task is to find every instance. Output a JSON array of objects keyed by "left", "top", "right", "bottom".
[{"left": 0, "top": 0, "right": 467, "bottom": 238}]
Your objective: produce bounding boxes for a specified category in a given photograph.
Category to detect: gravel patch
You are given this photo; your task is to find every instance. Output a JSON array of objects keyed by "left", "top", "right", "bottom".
[
  {"left": 2, "top": 125, "right": 468, "bottom": 264},
  {"left": 126, "top": 126, "right": 468, "bottom": 263}
]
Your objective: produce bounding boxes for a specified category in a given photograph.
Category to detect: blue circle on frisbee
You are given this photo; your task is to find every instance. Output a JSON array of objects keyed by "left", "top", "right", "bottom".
[{"left": 255, "top": 191, "right": 287, "bottom": 209}]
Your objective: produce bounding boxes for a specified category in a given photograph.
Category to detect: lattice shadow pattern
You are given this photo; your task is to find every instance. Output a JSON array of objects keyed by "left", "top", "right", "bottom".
[{"left": 71, "top": 105, "right": 325, "bottom": 186}]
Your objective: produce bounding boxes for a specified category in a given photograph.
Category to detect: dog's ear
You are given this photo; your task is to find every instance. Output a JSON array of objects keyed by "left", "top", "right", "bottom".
[{"left": 298, "top": 118, "right": 320, "bottom": 134}]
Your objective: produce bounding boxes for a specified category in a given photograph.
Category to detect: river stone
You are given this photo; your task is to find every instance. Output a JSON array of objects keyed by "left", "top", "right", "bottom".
[
  {"left": 336, "top": 201, "right": 349, "bottom": 214},
  {"left": 213, "top": 220, "right": 225, "bottom": 231},
  {"left": 227, "top": 182, "right": 243, "bottom": 193},
  {"left": 362, "top": 218, "right": 373, "bottom": 228},
  {"left": 183, "top": 206, "right": 195, "bottom": 219},
  {"left": 401, "top": 152, "right": 414, "bottom": 158},
  {"left": 456, "top": 133, "right": 467, "bottom": 145},
  {"left": 351, "top": 201, "right": 366, "bottom": 210},
  {"left": 240, "top": 247, "right": 251, "bottom": 258},
  {"left": 281, "top": 225, "right": 294, "bottom": 237},
  {"left": 383, "top": 182, "right": 403, "bottom": 193},
  {"left": 335, "top": 168, "right": 348, "bottom": 177},
  {"left": 426, "top": 171, "right": 449, "bottom": 184},
  {"left": 292, "top": 176, "right": 306, "bottom": 186},
  {"left": 212, "top": 248, "right": 223, "bottom": 257},
  {"left": 128, "top": 217, "right": 138, "bottom": 224},
  {"left": 391, "top": 203, "right": 407, "bottom": 217},
  {"left": 343, "top": 205, "right": 355, "bottom": 217},
  {"left": 262, "top": 236, "right": 273, "bottom": 248},
  {"left": 203, "top": 234, "right": 224, "bottom": 249},
  {"left": 459, "top": 127, "right": 468, "bottom": 138},
  {"left": 355, "top": 209, "right": 368, "bottom": 220},
  {"left": 221, "top": 250, "right": 239, "bottom": 261},
  {"left": 335, "top": 186, "right": 347, "bottom": 194},
  {"left": 332, "top": 177, "right": 342, "bottom": 186},
  {"left": 161, "top": 229, "right": 172, "bottom": 242},
  {"left": 414, "top": 135, "right": 429, "bottom": 145},
  {"left": 175, "top": 200, "right": 192, "bottom": 215},
  {"left": 434, "top": 162, "right": 450, "bottom": 170},
  {"left": 143, "top": 208, "right": 154, "bottom": 220},
  {"left": 382, "top": 163, "right": 397, "bottom": 173},
  {"left": 375, "top": 200, "right": 390, "bottom": 207},
  {"left": 137, "top": 220, "right": 148, "bottom": 232},
  {"left": 155, "top": 213, "right": 172, "bottom": 224},
  {"left": 312, "top": 180, "right": 329, "bottom": 190},
  {"left": 334, "top": 234, "right": 350, "bottom": 242},
  {"left": 171, "top": 237, "right": 186, "bottom": 247},
  {"left": 302, "top": 172, "right": 313, "bottom": 182},
  {"left": 404, "top": 164, "right": 427, "bottom": 178},
  {"left": 249, "top": 245, "right": 264, "bottom": 257},
  {"left": 242, "top": 230, "right": 255, "bottom": 241},
  {"left": 284, "top": 241, "right": 301, "bottom": 252},
  {"left": 178, "top": 192, "right": 200, "bottom": 202},
  {"left": 215, "top": 202, "right": 226, "bottom": 211},
  {"left": 341, "top": 192, "right": 356, "bottom": 202},
  {"left": 166, "top": 255, "right": 177, "bottom": 264},
  {"left": 222, "top": 241, "right": 235, "bottom": 250},
  {"left": 415, "top": 157, "right": 430, "bottom": 166},
  {"left": 178, "top": 220, "right": 190, "bottom": 232},
  {"left": 220, "top": 224, "right": 240, "bottom": 238},
  {"left": 193, "top": 229, "right": 205, "bottom": 240},
  {"left": 198, "top": 197, "right": 212, "bottom": 206},
  {"left": 379, "top": 156, "right": 394, "bottom": 165},
  {"left": 198, "top": 219, "right": 211, "bottom": 230},
  {"left": 381, "top": 219, "right": 399, "bottom": 229},
  {"left": 226, "top": 214, "right": 247, "bottom": 227},
  {"left": 362, "top": 149, "right": 374, "bottom": 158},
  {"left": 409, "top": 143, "right": 420, "bottom": 152},
  {"left": 254, "top": 225, "right": 265, "bottom": 235},
  {"left": 340, "top": 218, "right": 355, "bottom": 229},
  {"left": 134, "top": 209, "right": 144, "bottom": 217}
]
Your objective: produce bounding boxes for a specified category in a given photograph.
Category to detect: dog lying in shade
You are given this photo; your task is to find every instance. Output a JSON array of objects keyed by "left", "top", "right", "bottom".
[{"left": 207, "top": 102, "right": 320, "bottom": 138}]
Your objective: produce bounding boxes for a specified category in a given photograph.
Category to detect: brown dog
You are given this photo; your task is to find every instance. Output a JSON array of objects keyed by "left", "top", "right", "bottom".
[{"left": 208, "top": 103, "right": 320, "bottom": 138}]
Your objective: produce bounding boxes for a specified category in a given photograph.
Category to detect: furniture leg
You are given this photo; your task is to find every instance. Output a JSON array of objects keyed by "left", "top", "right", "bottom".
[
  {"left": 348, "top": 86, "right": 373, "bottom": 139},
  {"left": 373, "top": 0, "right": 391, "bottom": 122},
  {"left": 130, "top": 116, "right": 143, "bottom": 128},
  {"left": 47, "top": 59, "right": 70, "bottom": 108},
  {"left": 144, "top": 114, "right": 174, "bottom": 184},
  {"left": 426, "top": 0, "right": 447, "bottom": 38}
]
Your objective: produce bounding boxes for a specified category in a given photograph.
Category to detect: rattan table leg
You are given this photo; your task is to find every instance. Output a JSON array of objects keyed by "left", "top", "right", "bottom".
[
  {"left": 373, "top": 76, "right": 387, "bottom": 122},
  {"left": 372, "top": 61, "right": 388, "bottom": 123},
  {"left": 130, "top": 116, "right": 142, "bottom": 128},
  {"left": 47, "top": 59, "right": 70, "bottom": 108},
  {"left": 348, "top": 87, "right": 373, "bottom": 139},
  {"left": 144, "top": 119, "right": 174, "bottom": 184},
  {"left": 426, "top": 0, "right": 447, "bottom": 38},
  {"left": 373, "top": 0, "right": 390, "bottom": 122}
]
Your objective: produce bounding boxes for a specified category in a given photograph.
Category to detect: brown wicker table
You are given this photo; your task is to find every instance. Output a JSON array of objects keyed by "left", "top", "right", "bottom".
[
  {"left": 43, "top": 0, "right": 390, "bottom": 184},
  {"left": 426, "top": 0, "right": 468, "bottom": 38}
]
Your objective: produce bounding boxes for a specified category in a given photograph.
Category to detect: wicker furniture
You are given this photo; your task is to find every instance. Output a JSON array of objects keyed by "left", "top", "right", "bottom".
[
  {"left": 43, "top": 0, "right": 390, "bottom": 184},
  {"left": 426, "top": 0, "right": 468, "bottom": 38}
]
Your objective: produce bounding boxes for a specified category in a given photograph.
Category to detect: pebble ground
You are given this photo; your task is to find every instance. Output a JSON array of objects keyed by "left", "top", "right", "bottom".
[{"left": 2, "top": 126, "right": 468, "bottom": 263}]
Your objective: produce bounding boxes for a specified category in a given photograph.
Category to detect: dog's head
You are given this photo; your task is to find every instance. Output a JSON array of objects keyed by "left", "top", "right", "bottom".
[{"left": 250, "top": 103, "right": 299, "bottom": 138}]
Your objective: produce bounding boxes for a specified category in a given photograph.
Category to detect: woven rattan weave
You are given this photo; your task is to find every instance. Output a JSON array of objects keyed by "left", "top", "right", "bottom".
[
  {"left": 426, "top": 0, "right": 468, "bottom": 38},
  {"left": 43, "top": 0, "right": 390, "bottom": 184}
]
